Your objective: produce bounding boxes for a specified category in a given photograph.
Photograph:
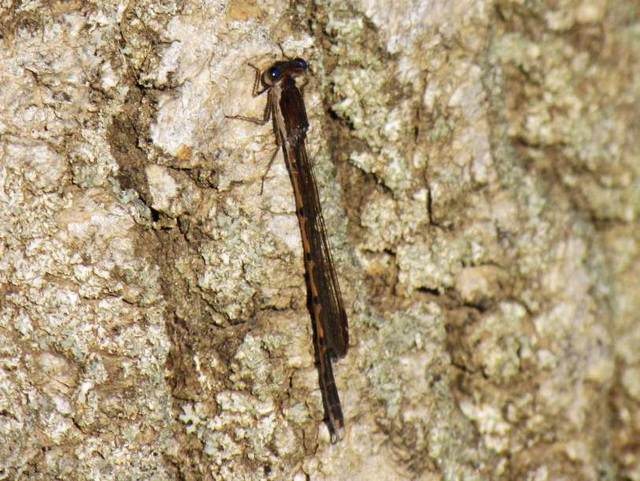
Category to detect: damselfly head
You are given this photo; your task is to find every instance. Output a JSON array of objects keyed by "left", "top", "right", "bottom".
[{"left": 262, "top": 58, "right": 309, "bottom": 87}]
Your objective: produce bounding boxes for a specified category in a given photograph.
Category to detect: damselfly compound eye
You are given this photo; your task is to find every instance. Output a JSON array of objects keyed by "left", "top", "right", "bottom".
[
  {"left": 268, "top": 67, "right": 281, "bottom": 80},
  {"left": 294, "top": 58, "right": 308, "bottom": 70}
]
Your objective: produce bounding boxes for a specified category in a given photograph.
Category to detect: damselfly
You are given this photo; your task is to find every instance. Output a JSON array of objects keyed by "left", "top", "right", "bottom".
[{"left": 227, "top": 55, "right": 349, "bottom": 442}]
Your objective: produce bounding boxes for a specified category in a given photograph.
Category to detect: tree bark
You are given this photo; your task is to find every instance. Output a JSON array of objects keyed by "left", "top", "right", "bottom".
[{"left": 0, "top": 1, "right": 638, "bottom": 480}]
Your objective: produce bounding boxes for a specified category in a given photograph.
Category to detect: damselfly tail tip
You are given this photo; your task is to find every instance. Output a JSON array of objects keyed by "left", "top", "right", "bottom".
[{"left": 329, "top": 424, "right": 345, "bottom": 444}]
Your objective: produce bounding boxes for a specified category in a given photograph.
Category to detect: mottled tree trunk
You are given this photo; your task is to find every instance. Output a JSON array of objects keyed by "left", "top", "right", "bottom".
[{"left": 1, "top": 1, "right": 638, "bottom": 480}]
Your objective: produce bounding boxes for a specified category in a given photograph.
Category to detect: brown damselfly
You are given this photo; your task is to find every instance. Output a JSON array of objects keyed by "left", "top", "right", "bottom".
[{"left": 226, "top": 55, "right": 349, "bottom": 442}]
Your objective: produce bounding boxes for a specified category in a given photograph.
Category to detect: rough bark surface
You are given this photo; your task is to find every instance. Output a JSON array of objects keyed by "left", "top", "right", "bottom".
[{"left": 0, "top": 1, "right": 638, "bottom": 480}]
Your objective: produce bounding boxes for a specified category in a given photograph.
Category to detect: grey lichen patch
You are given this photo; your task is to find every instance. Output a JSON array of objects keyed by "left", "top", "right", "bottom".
[
  {"left": 468, "top": 301, "right": 532, "bottom": 382},
  {"left": 0, "top": 183, "right": 175, "bottom": 480},
  {"left": 396, "top": 232, "right": 469, "bottom": 293},
  {"left": 492, "top": 2, "right": 640, "bottom": 224},
  {"left": 193, "top": 198, "right": 307, "bottom": 323},
  {"left": 0, "top": 3, "right": 181, "bottom": 480},
  {"left": 454, "top": 265, "right": 508, "bottom": 307},
  {"left": 68, "top": 131, "right": 121, "bottom": 189},
  {"left": 176, "top": 331, "right": 308, "bottom": 480},
  {"left": 318, "top": 0, "right": 625, "bottom": 479},
  {"left": 365, "top": 304, "right": 491, "bottom": 479},
  {"left": 332, "top": 66, "right": 417, "bottom": 192},
  {"left": 358, "top": 187, "right": 430, "bottom": 253},
  {"left": 316, "top": 3, "right": 423, "bottom": 194}
]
